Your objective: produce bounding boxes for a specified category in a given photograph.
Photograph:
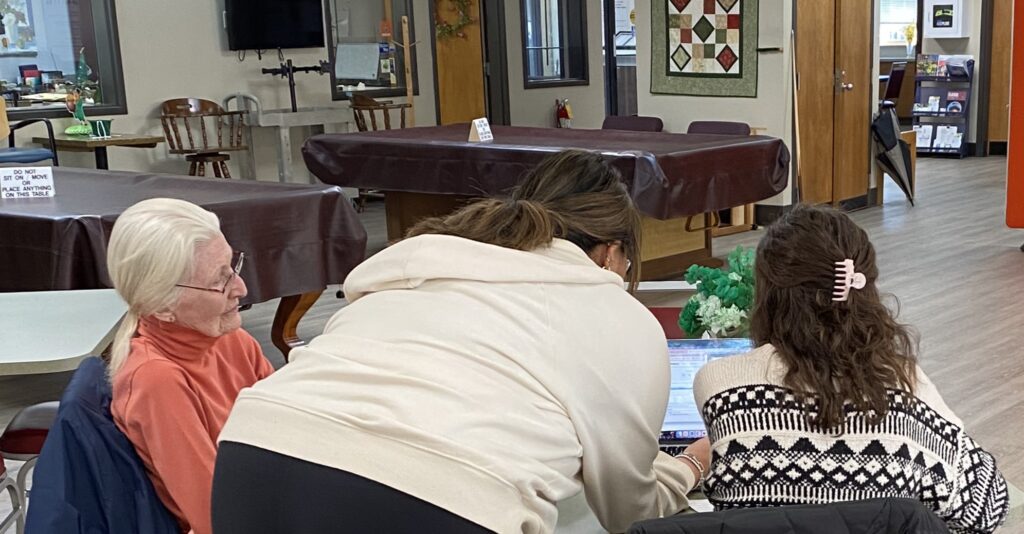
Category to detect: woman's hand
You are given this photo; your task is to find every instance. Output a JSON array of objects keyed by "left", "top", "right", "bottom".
[{"left": 675, "top": 437, "right": 712, "bottom": 490}]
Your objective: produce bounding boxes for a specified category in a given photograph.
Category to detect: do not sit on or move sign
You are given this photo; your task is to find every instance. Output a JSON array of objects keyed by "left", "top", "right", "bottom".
[
  {"left": 1, "top": 166, "right": 55, "bottom": 199},
  {"left": 468, "top": 118, "right": 493, "bottom": 143}
]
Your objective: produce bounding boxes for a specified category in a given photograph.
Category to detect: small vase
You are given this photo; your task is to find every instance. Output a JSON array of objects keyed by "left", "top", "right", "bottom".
[{"left": 906, "top": 44, "right": 915, "bottom": 58}]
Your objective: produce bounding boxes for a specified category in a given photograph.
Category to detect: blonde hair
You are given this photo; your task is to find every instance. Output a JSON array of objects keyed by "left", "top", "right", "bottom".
[{"left": 106, "top": 198, "right": 221, "bottom": 377}]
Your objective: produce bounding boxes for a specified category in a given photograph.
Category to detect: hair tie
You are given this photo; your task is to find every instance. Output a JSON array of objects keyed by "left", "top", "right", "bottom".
[{"left": 833, "top": 259, "right": 866, "bottom": 302}]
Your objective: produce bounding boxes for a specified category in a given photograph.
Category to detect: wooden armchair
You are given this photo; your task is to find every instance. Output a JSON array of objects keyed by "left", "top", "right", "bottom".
[
  {"left": 159, "top": 98, "right": 248, "bottom": 178},
  {"left": 350, "top": 94, "right": 411, "bottom": 132},
  {"left": 350, "top": 94, "right": 412, "bottom": 210}
]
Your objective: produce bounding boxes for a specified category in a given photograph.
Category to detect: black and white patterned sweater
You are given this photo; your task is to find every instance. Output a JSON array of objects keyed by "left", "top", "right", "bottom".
[{"left": 693, "top": 344, "right": 1008, "bottom": 533}]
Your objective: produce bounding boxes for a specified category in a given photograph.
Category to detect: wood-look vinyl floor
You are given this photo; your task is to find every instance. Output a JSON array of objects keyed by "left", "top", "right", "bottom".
[{"left": 2, "top": 156, "right": 1022, "bottom": 527}]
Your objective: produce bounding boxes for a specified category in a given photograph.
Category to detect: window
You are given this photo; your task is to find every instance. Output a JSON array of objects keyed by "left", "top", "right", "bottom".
[
  {"left": 521, "top": 0, "right": 588, "bottom": 88},
  {"left": 324, "top": 0, "right": 418, "bottom": 101},
  {"left": 2, "top": 0, "right": 126, "bottom": 120},
  {"left": 879, "top": 0, "right": 918, "bottom": 46}
]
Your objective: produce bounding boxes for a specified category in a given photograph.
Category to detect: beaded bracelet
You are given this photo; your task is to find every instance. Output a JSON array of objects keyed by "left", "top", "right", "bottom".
[{"left": 674, "top": 452, "right": 706, "bottom": 490}]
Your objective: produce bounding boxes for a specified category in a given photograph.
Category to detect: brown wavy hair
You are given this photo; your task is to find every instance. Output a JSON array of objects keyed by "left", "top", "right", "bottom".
[
  {"left": 406, "top": 149, "right": 643, "bottom": 290},
  {"left": 750, "top": 204, "right": 918, "bottom": 430}
]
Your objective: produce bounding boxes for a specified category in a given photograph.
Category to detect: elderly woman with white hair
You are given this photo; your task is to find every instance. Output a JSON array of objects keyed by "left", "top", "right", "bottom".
[{"left": 106, "top": 198, "right": 273, "bottom": 534}]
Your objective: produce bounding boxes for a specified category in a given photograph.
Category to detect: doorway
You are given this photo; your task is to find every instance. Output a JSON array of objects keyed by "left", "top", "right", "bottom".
[
  {"left": 431, "top": 0, "right": 509, "bottom": 125},
  {"left": 603, "top": 0, "right": 637, "bottom": 117},
  {"left": 795, "top": 0, "right": 874, "bottom": 207}
]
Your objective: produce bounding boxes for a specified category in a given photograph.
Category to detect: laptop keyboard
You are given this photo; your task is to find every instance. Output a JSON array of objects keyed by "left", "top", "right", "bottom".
[{"left": 660, "top": 445, "right": 685, "bottom": 456}]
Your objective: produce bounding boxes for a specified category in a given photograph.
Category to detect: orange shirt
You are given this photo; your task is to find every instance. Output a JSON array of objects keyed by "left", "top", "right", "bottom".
[{"left": 112, "top": 317, "right": 273, "bottom": 534}]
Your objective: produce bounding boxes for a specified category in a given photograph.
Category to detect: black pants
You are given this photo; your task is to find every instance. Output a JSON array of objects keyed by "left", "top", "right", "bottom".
[{"left": 212, "top": 441, "right": 493, "bottom": 534}]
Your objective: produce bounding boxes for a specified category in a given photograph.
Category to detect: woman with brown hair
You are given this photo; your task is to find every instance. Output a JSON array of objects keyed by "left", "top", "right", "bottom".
[
  {"left": 213, "top": 150, "right": 708, "bottom": 533},
  {"left": 693, "top": 204, "right": 1008, "bottom": 532}
]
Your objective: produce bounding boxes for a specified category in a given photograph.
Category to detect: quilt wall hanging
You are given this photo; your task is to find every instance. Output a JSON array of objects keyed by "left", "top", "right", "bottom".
[{"left": 651, "top": 0, "right": 758, "bottom": 97}]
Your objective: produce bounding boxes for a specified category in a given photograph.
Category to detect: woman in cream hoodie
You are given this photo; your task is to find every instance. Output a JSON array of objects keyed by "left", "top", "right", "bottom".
[{"left": 213, "top": 150, "right": 708, "bottom": 534}]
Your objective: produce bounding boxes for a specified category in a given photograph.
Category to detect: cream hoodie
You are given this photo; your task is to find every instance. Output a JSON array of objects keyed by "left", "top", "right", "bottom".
[{"left": 220, "top": 235, "right": 694, "bottom": 533}]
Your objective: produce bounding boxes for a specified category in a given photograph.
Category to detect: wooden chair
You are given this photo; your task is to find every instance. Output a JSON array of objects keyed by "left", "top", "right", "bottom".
[
  {"left": 350, "top": 94, "right": 411, "bottom": 132},
  {"left": 350, "top": 94, "right": 412, "bottom": 210},
  {"left": 601, "top": 115, "right": 664, "bottom": 132},
  {"left": 159, "top": 98, "right": 248, "bottom": 178}
]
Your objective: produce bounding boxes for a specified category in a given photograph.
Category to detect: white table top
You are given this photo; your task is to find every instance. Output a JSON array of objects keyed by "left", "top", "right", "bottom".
[{"left": 0, "top": 289, "right": 126, "bottom": 375}]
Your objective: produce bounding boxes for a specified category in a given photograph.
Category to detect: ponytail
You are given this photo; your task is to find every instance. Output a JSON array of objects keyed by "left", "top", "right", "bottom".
[
  {"left": 107, "top": 310, "right": 139, "bottom": 378},
  {"left": 406, "top": 150, "right": 643, "bottom": 290}
]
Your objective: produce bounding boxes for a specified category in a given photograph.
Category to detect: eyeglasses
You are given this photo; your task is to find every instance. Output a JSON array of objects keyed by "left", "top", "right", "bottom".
[{"left": 176, "top": 251, "right": 244, "bottom": 294}]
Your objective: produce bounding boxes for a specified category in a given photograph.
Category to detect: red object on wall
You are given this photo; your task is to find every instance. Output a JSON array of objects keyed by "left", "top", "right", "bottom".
[{"left": 1007, "top": 0, "right": 1024, "bottom": 228}]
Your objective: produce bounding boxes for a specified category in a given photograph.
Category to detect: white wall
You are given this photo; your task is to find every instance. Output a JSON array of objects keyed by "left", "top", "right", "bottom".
[
  {"left": 921, "top": 0, "right": 983, "bottom": 143},
  {"left": 34, "top": 0, "right": 437, "bottom": 182},
  {"left": 505, "top": 0, "right": 606, "bottom": 129},
  {"left": 635, "top": 0, "right": 795, "bottom": 206}
]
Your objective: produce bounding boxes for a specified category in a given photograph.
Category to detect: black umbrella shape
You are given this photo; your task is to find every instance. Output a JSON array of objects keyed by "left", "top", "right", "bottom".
[{"left": 871, "top": 105, "right": 915, "bottom": 206}]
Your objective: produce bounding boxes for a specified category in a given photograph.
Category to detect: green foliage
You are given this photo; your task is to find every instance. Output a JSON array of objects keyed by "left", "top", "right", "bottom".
[
  {"left": 435, "top": 0, "right": 474, "bottom": 40},
  {"left": 677, "top": 246, "right": 756, "bottom": 338}
]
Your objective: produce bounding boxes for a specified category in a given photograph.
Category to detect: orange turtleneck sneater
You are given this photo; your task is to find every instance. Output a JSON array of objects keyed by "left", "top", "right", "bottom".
[{"left": 112, "top": 316, "right": 273, "bottom": 534}]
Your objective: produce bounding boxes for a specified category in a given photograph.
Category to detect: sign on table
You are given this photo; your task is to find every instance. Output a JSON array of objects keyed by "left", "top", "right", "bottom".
[
  {"left": 468, "top": 118, "right": 493, "bottom": 143},
  {"left": 1, "top": 167, "right": 55, "bottom": 199}
]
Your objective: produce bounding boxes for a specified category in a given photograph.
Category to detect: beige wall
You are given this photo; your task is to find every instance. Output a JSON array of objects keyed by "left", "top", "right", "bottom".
[
  {"left": 635, "top": 0, "right": 795, "bottom": 205},
  {"left": 921, "top": 0, "right": 983, "bottom": 143},
  {"left": 504, "top": 0, "right": 606, "bottom": 129},
  {"left": 38, "top": 0, "right": 437, "bottom": 182}
]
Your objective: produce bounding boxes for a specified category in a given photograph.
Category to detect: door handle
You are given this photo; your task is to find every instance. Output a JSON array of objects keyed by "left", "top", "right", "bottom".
[{"left": 842, "top": 82, "right": 854, "bottom": 91}]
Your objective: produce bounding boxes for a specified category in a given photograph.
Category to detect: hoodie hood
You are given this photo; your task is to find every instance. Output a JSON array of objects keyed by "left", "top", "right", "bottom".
[{"left": 343, "top": 234, "right": 624, "bottom": 302}]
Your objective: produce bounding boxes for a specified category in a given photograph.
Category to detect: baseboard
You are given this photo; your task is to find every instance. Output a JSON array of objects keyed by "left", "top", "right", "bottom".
[
  {"left": 754, "top": 204, "right": 792, "bottom": 226},
  {"left": 839, "top": 194, "right": 870, "bottom": 211},
  {"left": 990, "top": 142, "right": 1008, "bottom": 156}
]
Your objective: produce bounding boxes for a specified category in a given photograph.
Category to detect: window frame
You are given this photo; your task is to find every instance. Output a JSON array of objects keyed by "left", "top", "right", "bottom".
[
  {"left": 323, "top": 0, "right": 420, "bottom": 102},
  {"left": 520, "top": 0, "right": 589, "bottom": 89},
  {"left": 5, "top": 0, "right": 128, "bottom": 120}
]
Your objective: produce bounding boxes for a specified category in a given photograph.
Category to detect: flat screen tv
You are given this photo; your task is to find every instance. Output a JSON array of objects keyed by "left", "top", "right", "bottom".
[{"left": 225, "top": 0, "right": 325, "bottom": 51}]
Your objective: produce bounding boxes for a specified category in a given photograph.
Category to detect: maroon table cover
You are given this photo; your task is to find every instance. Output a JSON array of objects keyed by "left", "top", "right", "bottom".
[
  {"left": 303, "top": 124, "right": 790, "bottom": 219},
  {"left": 0, "top": 169, "right": 367, "bottom": 303}
]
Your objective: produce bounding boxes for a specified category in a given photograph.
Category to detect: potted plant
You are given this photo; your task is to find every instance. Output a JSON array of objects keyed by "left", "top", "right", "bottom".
[
  {"left": 678, "top": 246, "right": 755, "bottom": 338},
  {"left": 903, "top": 24, "right": 916, "bottom": 58}
]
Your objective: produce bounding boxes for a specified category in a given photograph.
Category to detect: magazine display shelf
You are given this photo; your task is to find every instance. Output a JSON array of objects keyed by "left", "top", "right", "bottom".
[{"left": 912, "top": 58, "right": 974, "bottom": 158}]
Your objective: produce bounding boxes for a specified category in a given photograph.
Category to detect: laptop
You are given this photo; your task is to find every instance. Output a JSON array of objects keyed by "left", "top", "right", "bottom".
[{"left": 658, "top": 338, "right": 753, "bottom": 455}]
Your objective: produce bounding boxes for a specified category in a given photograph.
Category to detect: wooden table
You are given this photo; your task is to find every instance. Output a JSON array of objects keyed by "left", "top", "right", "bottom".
[{"left": 32, "top": 133, "right": 164, "bottom": 170}]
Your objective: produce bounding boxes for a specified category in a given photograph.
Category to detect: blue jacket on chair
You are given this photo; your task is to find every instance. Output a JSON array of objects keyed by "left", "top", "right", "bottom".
[{"left": 25, "top": 357, "right": 178, "bottom": 534}]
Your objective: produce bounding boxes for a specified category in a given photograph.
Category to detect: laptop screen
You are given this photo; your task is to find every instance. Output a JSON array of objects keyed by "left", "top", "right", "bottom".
[{"left": 660, "top": 338, "right": 754, "bottom": 442}]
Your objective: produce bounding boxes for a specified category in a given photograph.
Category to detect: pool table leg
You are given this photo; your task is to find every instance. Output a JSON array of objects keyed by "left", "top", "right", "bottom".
[{"left": 271, "top": 291, "right": 322, "bottom": 361}]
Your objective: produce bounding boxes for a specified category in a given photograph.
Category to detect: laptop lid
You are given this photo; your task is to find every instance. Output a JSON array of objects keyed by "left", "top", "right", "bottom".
[{"left": 660, "top": 338, "right": 753, "bottom": 444}]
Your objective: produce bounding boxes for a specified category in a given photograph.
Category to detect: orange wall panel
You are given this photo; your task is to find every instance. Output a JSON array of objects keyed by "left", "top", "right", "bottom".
[{"left": 1008, "top": 0, "right": 1024, "bottom": 227}]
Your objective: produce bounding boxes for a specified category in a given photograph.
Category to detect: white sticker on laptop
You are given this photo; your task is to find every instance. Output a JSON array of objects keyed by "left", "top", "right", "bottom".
[{"left": 1, "top": 167, "right": 55, "bottom": 199}]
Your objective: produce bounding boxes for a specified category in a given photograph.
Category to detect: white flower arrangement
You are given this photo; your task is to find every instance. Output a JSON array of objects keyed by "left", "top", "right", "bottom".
[{"left": 688, "top": 293, "right": 748, "bottom": 338}]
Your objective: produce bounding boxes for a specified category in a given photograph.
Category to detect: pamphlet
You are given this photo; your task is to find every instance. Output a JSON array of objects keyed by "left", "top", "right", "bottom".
[{"left": 913, "top": 125, "right": 933, "bottom": 148}]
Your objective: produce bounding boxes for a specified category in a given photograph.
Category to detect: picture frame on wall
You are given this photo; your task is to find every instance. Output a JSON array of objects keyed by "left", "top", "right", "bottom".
[{"left": 923, "top": 0, "right": 968, "bottom": 39}]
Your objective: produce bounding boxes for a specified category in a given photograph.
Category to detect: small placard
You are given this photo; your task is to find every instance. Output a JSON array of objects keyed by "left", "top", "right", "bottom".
[
  {"left": 1, "top": 167, "right": 55, "bottom": 199},
  {"left": 468, "top": 118, "right": 493, "bottom": 143}
]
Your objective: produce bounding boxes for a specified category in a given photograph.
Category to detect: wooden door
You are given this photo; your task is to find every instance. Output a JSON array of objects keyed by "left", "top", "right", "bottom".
[
  {"left": 795, "top": 0, "right": 836, "bottom": 205},
  {"left": 434, "top": 0, "right": 487, "bottom": 125},
  {"left": 832, "top": 0, "right": 872, "bottom": 203},
  {"left": 795, "top": 0, "right": 872, "bottom": 205},
  {"left": 988, "top": 0, "right": 1012, "bottom": 146}
]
